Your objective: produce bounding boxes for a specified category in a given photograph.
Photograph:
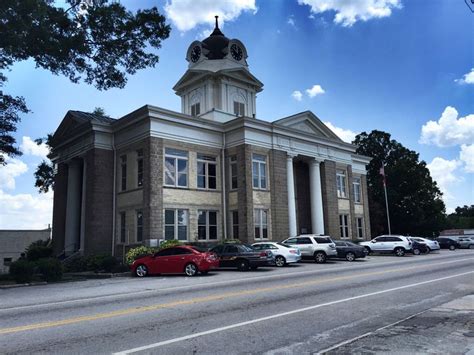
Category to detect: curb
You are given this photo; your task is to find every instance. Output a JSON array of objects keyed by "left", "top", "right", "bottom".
[{"left": 0, "top": 281, "right": 47, "bottom": 289}]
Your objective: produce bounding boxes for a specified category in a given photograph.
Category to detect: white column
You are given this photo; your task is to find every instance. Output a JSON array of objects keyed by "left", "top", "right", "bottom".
[
  {"left": 310, "top": 159, "right": 325, "bottom": 235},
  {"left": 287, "top": 154, "right": 297, "bottom": 238},
  {"left": 65, "top": 160, "right": 82, "bottom": 253}
]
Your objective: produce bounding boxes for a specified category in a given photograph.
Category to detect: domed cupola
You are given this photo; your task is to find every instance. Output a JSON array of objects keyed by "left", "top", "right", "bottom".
[{"left": 201, "top": 17, "right": 230, "bottom": 60}]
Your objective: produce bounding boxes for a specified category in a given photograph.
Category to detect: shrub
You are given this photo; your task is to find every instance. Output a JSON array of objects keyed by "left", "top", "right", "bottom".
[
  {"left": 125, "top": 246, "right": 157, "bottom": 265},
  {"left": 63, "top": 256, "right": 88, "bottom": 273},
  {"left": 36, "top": 258, "right": 63, "bottom": 282},
  {"left": 9, "top": 260, "right": 35, "bottom": 283},
  {"left": 26, "top": 240, "right": 53, "bottom": 261},
  {"left": 86, "top": 255, "right": 118, "bottom": 273},
  {"left": 159, "top": 239, "right": 182, "bottom": 249}
]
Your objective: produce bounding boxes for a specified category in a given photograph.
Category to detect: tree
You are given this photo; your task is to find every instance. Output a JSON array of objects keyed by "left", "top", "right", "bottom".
[
  {"left": 0, "top": 0, "right": 170, "bottom": 164},
  {"left": 354, "top": 130, "right": 446, "bottom": 238},
  {"left": 446, "top": 205, "right": 474, "bottom": 229}
]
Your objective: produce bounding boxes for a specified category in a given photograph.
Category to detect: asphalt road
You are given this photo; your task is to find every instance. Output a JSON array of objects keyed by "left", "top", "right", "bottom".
[{"left": 1, "top": 250, "right": 473, "bottom": 354}]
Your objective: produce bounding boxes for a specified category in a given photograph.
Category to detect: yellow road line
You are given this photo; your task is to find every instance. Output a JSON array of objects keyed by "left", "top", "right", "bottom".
[{"left": 0, "top": 258, "right": 472, "bottom": 335}]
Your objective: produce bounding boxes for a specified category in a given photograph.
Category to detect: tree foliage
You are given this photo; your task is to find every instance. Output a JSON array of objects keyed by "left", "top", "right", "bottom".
[
  {"left": 354, "top": 130, "right": 446, "bottom": 237},
  {"left": 446, "top": 205, "right": 474, "bottom": 229},
  {"left": 0, "top": 0, "right": 170, "bottom": 164}
]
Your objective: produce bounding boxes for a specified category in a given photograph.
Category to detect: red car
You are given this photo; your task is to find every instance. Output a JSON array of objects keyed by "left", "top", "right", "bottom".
[{"left": 131, "top": 245, "right": 219, "bottom": 277}]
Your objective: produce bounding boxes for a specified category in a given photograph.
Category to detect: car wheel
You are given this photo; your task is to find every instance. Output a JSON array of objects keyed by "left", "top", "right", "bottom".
[
  {"left": 469, "top": 244, "right": 474, "bottom": 249},
  {"left": 184, "top": 263, "right": 198, "bottom": 276},
  {"left": 413, "top": 248, "right": 421, "bottom": 255},
  {"left": 425, "top": 248, "right": 431, "bottom": 254},
  {"left": 314, "top": 252, "right": 327, "bottom": 263},
  {"left": 345, "top": 252, "right": 356, "bottom": 262},
  {"left": 449, "top": 245, "right": 456, "bottom": 251},
  {"left": 364, "top": 247, "right": 371, "bottom": 255},
  {"left": 275, "top": 255, "right": 286, "bottom": 267},
  {"left": 237, "top": 259, "right": 250, "bottom": 271},
  {"left": 394, "top": 247, "right": 405, "bottom": 257},
  {"left": 135, "top": 264, "right": 148, "bottom": 277}
]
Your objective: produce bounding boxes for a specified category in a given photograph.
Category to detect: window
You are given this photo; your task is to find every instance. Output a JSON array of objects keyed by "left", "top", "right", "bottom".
[
  {"left": 233, "top": 101, "right": 245, "bottom": 116},
  {"left": 136, "top": 210, "right": 143, "bottom": 242},
  {"left": 164, "top": 148, "right": 188, "bottom": 187},
  {"left": 198, "top": 210, "right": 218, "bottom": 240},
  {"left": 224, "top": 245, "right": 239, "bottom": 253},
  {"left": 252, "top": 154, "right": 267, "bottom": 189},
  {"left": 314, "top": 237, "right": 332, "bottom": 244},
  {"left": 3, "top": 258, "right": 12, "bottom": 266},
  {"left": 197, "top": 154, "right": 217, "bottom": 189},
  {"left": 232, "top": 211, "right": 239, "bottom": 239},
  {"left": 339, "top": 214, "right": 349, "bottom": 239},
  {"left": 296, "top": 237, "right": 313, "bottom": 244},
  {"left": 191, "top": 102, "right": 200, "bottom": 117},
  {"left": 356, "top": 217, "right": 364, "bottom": 239},
  {"left": 164, "top": 209, "right": 188, "bottom": 240},
  {"left": 137, "top": 149, "right": 144, "bottom": 187},
  {"left": 254, "top": 209, "right": 268, "bottom": 240},
  {"left": 336, "top": 170, "right": 347, "bottom": 198},
  {"left": 353, "top": 177, "right": 361, "bottom": 203},
  {"left": 230, "top": 156, "right": 238, "bottom": 189},
  {"left": 120, "top": 212, "right": 126, "bottom": 243},
  {"left": 120, "top": 155, "right": 127, "bottom": 191}
]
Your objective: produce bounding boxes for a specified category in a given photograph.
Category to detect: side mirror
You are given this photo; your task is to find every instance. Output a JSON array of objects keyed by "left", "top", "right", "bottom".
[{"left": 371, "top": 240, "right": 376, "bottom": 243}]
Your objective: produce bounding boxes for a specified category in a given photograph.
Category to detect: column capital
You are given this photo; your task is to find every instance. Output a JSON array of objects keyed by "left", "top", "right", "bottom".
[
  {"left": 286, "top": 152, "right": 297, "bottom": 159},
  {"left": 309, "top": 157, "right": 324, "bottom": 165}
]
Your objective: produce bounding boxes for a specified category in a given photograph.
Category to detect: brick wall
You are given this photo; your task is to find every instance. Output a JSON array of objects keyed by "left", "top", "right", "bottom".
[
  {"left": 144, "top": 137, "right": 163, "bottom": 239},
  {"left": 269, "top": 149, "right": 289, "bottom": 241},
  {"left": 361, "top": 175, "right": 371, "bottom": 239},
  {"left": 52, "top": 162, "right": 68, "bottom": 255},
  {"left": 321, "top": 160, "right": 339, "bottom": 238}
]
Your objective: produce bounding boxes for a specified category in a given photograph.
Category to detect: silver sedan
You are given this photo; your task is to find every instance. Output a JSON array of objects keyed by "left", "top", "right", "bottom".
[
  {"left": 252, "top": 242, "right": 301, "bottom": 267},
  {"left": 409, "top": 236, "right": 440, "bottom": 251}
]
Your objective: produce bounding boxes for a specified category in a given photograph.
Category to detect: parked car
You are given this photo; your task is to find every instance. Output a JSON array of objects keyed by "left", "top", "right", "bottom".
[
  {"left": 281, "top": 235, "right": 337, "bottom": 263},
  {"left": 333, "top": 240, "right": 367, "bottom": 261},
  {"left": 453, "top": 237, "right": 474, "bottom": 249},
  {"left": 131, "top": 245, "right": 219, "bottom": 277},
  {"left": 436, "top": 237, "right": 461, "bottom": 250},
  {"left": 252, "top": 242, "right": 301, "bottom": 267},
  {"left": 209, "top": 244, "right": 274, "bottom": 271},
  {"left": 408, "top": 236, "right": 440, "bottom": 251},
  {"left": 359, "top": 235, "right": 412, "bottom": 256},
  {"left": 408, "top": 238, "right": 430, "bottom": 255}
]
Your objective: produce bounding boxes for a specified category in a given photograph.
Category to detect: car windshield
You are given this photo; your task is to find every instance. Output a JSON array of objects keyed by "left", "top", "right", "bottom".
[{"left": 240, "top": 245, "right": 255, "bottom": 252}]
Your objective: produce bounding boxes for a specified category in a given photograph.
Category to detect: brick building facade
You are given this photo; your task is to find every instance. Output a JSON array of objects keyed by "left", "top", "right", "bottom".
[{"left": 50, "top": 21, "right": 371, "bottom": 256}]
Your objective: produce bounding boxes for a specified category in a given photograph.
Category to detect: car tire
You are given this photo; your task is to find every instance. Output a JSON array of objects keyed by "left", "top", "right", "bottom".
[
  {"left": 425, "top": 248, "right": 431, "bottom": 254},
  {"left": 184, "top": 263, "right": 198, "bottom": 276},
  {"left": 449, "top": 245, "right": 456, "bottom": 251},
  {"left": 237, "top": 259, "right": 250, "bottom": 271},
  {"left": 314, "top": 252, "right": 327, "bottom": 263},
  {"left": 469, "top": 244, "right": 474, "bottom": 249},
  {"left": 345, "top": 252, "right": 356, "bottom": 262},
  {"left": 275, "top": 255, "right": 286, "bottom": 267},
  {"left": 135, "top": 264, "right": 148, "bottom": 277},
  {"left": 413, "top": 248, "right": 421, "bottom": 255},
  {"left": 364, "top": 247, "right": 371, "bottom": 255},
  {"left": 394, "top": 247, "right": 405, "bottom": 257},
  {"left": 251, "top": 266, "right": 258, "bottom": 270}
]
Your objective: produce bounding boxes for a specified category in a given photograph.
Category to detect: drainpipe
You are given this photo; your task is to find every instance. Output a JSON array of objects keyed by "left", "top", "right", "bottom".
[
  {"left": 222, "top": 132, "right": 227, "bottom": 240},
  {"left": 111, "top": 134, "right": 116, "bottom": 256}
]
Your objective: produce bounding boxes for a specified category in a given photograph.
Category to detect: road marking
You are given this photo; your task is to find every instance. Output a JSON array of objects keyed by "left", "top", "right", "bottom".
[
  {"left": 113, "top": 270, "right": 474, "bottom": 354},
  {"left": 0, "top": 258, "right": 473, "bottom": 336},
  {"left": 1, "top": 254, "right": 472, "bottom": 313}
]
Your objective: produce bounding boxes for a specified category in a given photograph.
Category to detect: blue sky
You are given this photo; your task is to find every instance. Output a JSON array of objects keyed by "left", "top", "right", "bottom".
[{"left": 1, "top": 0, "right": 473, "bottom": 229}]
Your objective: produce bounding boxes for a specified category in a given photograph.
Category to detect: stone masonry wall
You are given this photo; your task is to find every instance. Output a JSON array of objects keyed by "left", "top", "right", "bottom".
[
  {"left": 321, "top": 160, "right": 339, "bottom": 238},
  {"left": 269, "top": 149, "right": 289, "bottom": 241},
  {"left": 52, "top": 163, "right": 68, "bottom": 255},
  {"left": 361, "top": 175, "right": 371, "bottom": 239}
]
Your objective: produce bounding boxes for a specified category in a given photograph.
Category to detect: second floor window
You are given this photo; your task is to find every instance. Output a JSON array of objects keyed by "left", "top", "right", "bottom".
[
  {"left": 230, "top": 156, "right": 238, "bottom": 189},
  {"left": 353, "top": 177, "right": 361, "bottom": 203},
  {"left": 137, "top": 149, "right": 143, "bottom": 187},
  {"left": 164, "top": 148, "right": 188, "bottom": 187},
  {"left": 136, "top": 210, "right": 143, "bottom": 242},
  {"left": 233, "top": 101, "right": 245, "bottom": 116},
  {"left": 252, "top": 154, "right": 267, "bottom": 189},
  {"left": 191, "top": 102, "right": 200, "bottom": 117},
  {"left": 120, "top": 155, "right": 127, "bottom": 191},
  {"left": 336, "top": 170, "right": 346, "bottom": 198},
  {"left": 197, "top": 154, "right": 217, "bottom": 189}
]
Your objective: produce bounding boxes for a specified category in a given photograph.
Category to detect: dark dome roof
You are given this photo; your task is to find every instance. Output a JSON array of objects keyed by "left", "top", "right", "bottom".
[{"left": 201, "top": 17, "right": 229, "bottom": 60}]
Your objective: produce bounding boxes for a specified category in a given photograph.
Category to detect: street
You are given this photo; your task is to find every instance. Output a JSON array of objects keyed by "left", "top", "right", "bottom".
[{"left": 1, "top": 250, "right": 473, "bottom": 354}]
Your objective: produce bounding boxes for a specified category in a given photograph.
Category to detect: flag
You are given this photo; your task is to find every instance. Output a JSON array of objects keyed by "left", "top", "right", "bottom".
[{"left": 379, "top": 165, "right": 386, "bottom": 186}]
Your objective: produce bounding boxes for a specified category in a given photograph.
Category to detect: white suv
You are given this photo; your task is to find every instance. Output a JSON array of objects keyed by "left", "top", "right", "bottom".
[
  {"left": 281, "top": 235, "right": 337, "bottom": 263},
  {"left": 359, "top": 235, "right": 412, "bottom": 256}
]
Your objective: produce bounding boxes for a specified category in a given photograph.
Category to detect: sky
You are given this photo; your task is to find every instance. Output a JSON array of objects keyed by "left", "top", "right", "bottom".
[{"left": 1, "top": 0, "right": 473, "bottom": 229}]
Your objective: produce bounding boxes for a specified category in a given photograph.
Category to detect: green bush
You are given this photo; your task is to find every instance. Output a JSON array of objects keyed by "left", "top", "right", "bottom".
[
  {"left": 63, "top": 256, "right": 88, "bottom": 273},
  {"left": 9, "top": 260, "right": 35, "bottom": 283},
  {"left": 36, "top": 258, "right": 63, "bottom": 282},
  {"left": 26, "top": 240, "right": 53, "bottom": 261},
  {"left": 86, "top": 255, "right": 118, "bottom": 273},
  {"left": 159, "top": 239, "right": 182, "bottom": 249},
  {"left": 125, "top": 246, "right": 157, "bottom": 265}
]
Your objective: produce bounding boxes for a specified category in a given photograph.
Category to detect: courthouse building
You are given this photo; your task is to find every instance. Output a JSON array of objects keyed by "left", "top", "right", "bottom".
[{"left": 51, "top": 19, "right": 371, "bottom": 256}]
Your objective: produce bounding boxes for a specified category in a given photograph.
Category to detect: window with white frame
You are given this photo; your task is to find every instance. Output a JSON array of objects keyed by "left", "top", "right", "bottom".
[
  {"left": 233, "top": 101, "right": 245, "bottom": 116},
  {"left": 164, "top": 209, "right": 188, "bottom": 240},
  {"left": 191, "top": 102, "right": 200, "bottom": 117},
  {"left": 197, "top": 154, "right": 217, "bottom": 189},
  {"left": 137, "top": 149, "right": 143, "bottom": 187},
  {"left": 164, "top": 148, "right": 188, "bottom": 187},
  {"left": 339, "top": 214, "right": 349, "bottom": 239},
  {"left": 336, "top": 170, "right": 347, "bottom": 198},
  {"left": 254, "top": 209, "right": 268, "bottom": 240},
  {"left": 119, "top": 212, "right": 126, "bottom": 243},
  {"left": 136, "top": 210, "right": 143, "bottom": 242},
  {"left": 356, "top": 217, "right": 364, "bottom": 239},
  {"left": 230, "top": 156, "right": 238, "bottom": 189},
  {"left": 353, "top": 177, "right": 361, "bottom": 203},
  {"left": 232, "top": 210, "right": 239, "bottom": 239},
  {"left": 252, "top": 154, "right": 267, "bottom": 189},
  {"left": 120, "top": 155, "right": 127, "bottom": 191},
  {"left": 198, "top": 210, "right": 217, "bottom": 240}
]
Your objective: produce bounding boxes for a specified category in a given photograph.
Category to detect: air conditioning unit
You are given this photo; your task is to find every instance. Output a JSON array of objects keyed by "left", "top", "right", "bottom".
[{"left": 144, "top": 239, "right": 159, "bottom": 247}]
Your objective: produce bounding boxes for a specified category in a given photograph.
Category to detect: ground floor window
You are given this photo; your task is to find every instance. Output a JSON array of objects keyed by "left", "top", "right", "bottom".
[
  {"left": 339, "top": 214, "right": 349, "bottom": 239},
  {"left": 165, "top": 209, "right": 188, "bottom": 240},
  {"left": 120, "top": 212, "right": 126, "bottom": 243},
  {"left": 356, "top": 217, "right": 364, "bottom": 239},
  {"left": 136, "top": 210, "right": 143, "bottom": 242},
  {"left": 232, "top": 210, "right": 239, "bottom": 239},
  {"left": 254, "top": 209, "right": 268, "bottom": 240},
  {"left": 198, "top": 210, "right": 217, "bottom": 240},
  {"left": 3, "top": 258, "right": 12, "bottom": 266}
]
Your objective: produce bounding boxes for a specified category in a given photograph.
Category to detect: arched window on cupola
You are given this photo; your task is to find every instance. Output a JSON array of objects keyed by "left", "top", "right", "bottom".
[
  {"left": 232, "top": 93, "right": 246, "bottom": 117},
  {"left": 190, "top": 93, "right": 201, "bottom": 117}
]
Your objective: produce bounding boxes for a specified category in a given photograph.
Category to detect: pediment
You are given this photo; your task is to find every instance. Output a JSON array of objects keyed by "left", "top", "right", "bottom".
[
  {"left": 273, "top": 111, "right": 342, "bottom": 141},
  {"left": 51, "top": 112, "right": 91, "bottom": 147}
]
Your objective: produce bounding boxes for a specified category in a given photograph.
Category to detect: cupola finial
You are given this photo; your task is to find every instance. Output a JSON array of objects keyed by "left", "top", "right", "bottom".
[{"left": 215, "top": 15, "right": 219, "bottom": 29}]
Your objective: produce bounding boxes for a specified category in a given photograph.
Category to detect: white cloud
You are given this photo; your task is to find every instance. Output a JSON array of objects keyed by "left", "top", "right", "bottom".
[
  {"left": 323, "top": 121, "right": 356, "bottom": 143},
  {"left": 455, "top": 68, "right": 474, "bottom": 85},
  {"left": 460, "top": 144, "right": 474, "bottom": 173},
  {"left": 0, "top": 189, "right": 53, "bottom": 229},
  {"left": 419, "top": 106, "right": 474, "bottom": 147},
  {"left": 164, "top": 0, "right": 257, "bottom": 32},
  {"left": 287, "top": 15, "right": 296, "bottom": 28},
  {"left": 306, "top": 84, "right": 325, "bottom": 98},
  {"left": 21, "top": 136, "right": 49, "bottom": 159},
  {"left": 0, "top": 158, "right": 28, "bottom": 190},
  {"left": 426, "top": 157, "right": 461, "bottom": 198},
  {"left": 291, "top": 90, "right": 303, "bottom": 101},
  {"left": 297, "top": 0, "right": 402, "bottom": 27}
]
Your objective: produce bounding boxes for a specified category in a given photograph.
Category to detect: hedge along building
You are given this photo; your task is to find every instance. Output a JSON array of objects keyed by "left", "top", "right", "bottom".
[{"left": 50, "top": 18, "right": 371, "bottom": 257}]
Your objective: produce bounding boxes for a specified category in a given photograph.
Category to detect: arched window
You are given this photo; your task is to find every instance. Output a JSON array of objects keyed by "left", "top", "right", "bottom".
[
  {"left": 190, "top": 92, "right": 201, "bottom": 117},
  {"left": 232, "top": 92, "right": 246, "bottom": 116}
]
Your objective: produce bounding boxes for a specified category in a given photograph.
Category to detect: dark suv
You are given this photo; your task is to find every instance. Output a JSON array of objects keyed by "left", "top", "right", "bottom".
[{"left": 209, "top": 244, "right": 274, "bottom": 271}]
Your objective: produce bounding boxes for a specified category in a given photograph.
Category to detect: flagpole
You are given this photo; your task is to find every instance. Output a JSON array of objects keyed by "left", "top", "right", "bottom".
[{"left": 380, "top": 164, "right": 392, "bottom": 235}]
